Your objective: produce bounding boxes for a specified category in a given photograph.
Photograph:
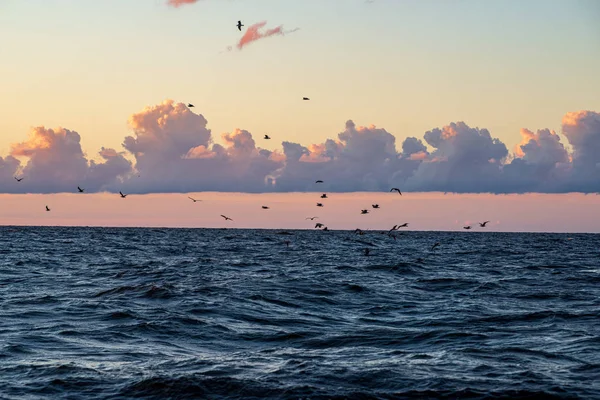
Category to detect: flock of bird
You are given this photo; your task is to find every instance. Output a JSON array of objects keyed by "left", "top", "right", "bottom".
[{"left": 8, "top": 20, "right": 492, "bottom": 250}]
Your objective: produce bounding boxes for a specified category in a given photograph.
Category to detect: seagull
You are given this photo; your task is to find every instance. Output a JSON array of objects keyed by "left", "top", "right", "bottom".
[
  {"left": 237, "top": 20, "right": 244, "bottom": 31},
  {"left": 221, "top": 215, "right": 233, "bottom": 221},
  {"left": 320, "top": 193, "right": 327, "bottom": 199},
  {"left": 317, "top": 203, "right": 324, "bottom": 207},
  {"left": 119, "top": 191, "right": 127, "bottom": 198},
  {"left": 398, "top": 223, "right": 408, "bottom": 228},
  {"left": 45, "top": 205, "right": 50, "bottom": 212},
  {"left": 479, "top": 221, "right": 490, "bottom": 227},
  {"left": 315, "top": 180, "right": 323, "bottom": 184},
  {"left": 303, "top": 97, "right": 310, "bottom": 101},
  {"left": 77, "top": 186, "right": 84, "bottom": 193},
  {"left": 315, "top": 223, "right": 324, "bottom": 228},
  {"left": 361, "top": 209, "right": 369, "bottom": 214},
  {"left": 188, "top": 197, "right": 201, "bottom": 202},
  {"left": 262, "top": 206, "right": 270, "bottom": 209},
  {"left": 264, "top": 134, "right": 271, "bottom": 140},
  {"left": 14, "top": 177, "right": 23, "bottom": 182},
  {"left": 187, "top": 103, "right": 194, "bottom": 108},
  {"left": 372, "top": 204, "right": 380, "bottom": 209},
  {"left": 431, "top": 242, "right": 440, "bottom": 251},
  {"left": 390, "top": 188, "right": 402, "bottom": 195},
  {"left": 305, "top": 217, "right": 318, "bottom": 220},
  {"left": 463, "top": 226, "right": 472, "bottom": 230}
]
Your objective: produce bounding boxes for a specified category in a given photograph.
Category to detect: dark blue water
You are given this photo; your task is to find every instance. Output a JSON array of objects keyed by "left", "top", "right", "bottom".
[{"left": 1, "top": 227, "right": 599, "bottom": 399}]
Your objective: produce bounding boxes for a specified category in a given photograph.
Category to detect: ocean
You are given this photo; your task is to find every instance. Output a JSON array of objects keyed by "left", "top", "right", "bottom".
[{"left": 1, "top": 227, "right": 599, "bottom": 399}]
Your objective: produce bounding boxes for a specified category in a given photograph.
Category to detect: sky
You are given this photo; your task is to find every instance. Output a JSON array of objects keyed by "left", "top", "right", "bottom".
[{"left": 1, "top": 0, "right": 599, "bottom": 230}]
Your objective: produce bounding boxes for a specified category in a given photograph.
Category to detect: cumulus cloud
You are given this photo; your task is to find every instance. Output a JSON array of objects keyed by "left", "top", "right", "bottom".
[{"left": 2, "top": 100, "right": 599, "bottom": 194}]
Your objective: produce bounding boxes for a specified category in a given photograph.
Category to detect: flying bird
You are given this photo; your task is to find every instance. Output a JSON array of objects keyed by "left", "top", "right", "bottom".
[
  {"left": 390, "top": 188, "right": 402, "bottom": 195},
  {"left": 431, "top": 242, "right": 440, "bottom": 251},
  {"left": 361, "top": 209, "right": 369, "bottom": 214},
  {"left": 264, "top": 134, "right": 270, "bottom": 140},
  {"left": 303, "top": 97, "right": 310, "bottom": 101},
  {"left": 372, "top": 204, "right": 380, "bottom": 209},
  {"left": 237, "top": 20, "right": 244, "bottom": 31},
  {"left": 119, "top": 191, "right": 127, "bottom": 198},
  {"left": 479, "top": 221, "right": 490, "bottom": 227},
  {"left": 463, "top": 226, "right": 472, "bottom": 230},
  {"left": 77, "top": 186, "right": 84, "bottom": 193},
  {"left": 187, "top": 103, "right": 194, "bottom": 108},
  {"left": 388, "top": 225, "right": 398, "bottom": 232},
  {"left": 315, "top": 223, "right": 324, "bottom": 228},
  {"left": 188, "top": 197, "right": 201, "bottom": 202},
  {"left": 398, "top": 223, "right": 408, "bottom": 228},
  {"left": 45, "top": 205, "right": 50, "bottom": 212},
  {"left": 14, "top": 177, "right": 23, "bottom": 182},
  {"left": 315, "top": 180, "right": 323, "bottom": 184},
  {"left": 317, "top": 203, "right": 324, "bottom": 207},
  {"left": 221, "top": 215, "right": 233, "bottom": 221},
  {"left": 262, "top": 206, "right": 270, "bottom": 209},
  {"left": 305, "top": 217, "right": 318, "bottom": 220},
  {"left": 320, "top": 194, "right": 328, "bottom": 199}
]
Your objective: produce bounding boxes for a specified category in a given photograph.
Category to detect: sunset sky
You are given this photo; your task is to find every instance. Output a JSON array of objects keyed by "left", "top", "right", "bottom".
[{"left": 1, "top": 0, "right": 599, "bottom": 230}]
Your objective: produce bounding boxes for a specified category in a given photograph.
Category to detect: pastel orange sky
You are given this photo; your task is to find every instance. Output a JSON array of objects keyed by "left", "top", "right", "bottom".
[{"left": 1, "top": 192, "right": 599, "bottom": 233}]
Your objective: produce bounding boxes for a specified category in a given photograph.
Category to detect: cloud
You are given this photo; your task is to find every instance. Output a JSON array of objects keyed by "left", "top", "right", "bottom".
[
  {"left": 232, "top": 21, "right": 298, "bottom": 50},
  {"left": 2, "top": 100, "right": 599, "bottom": 194},
  {"left": 166, "top": 0, "right": 200, "bottom": 8}
]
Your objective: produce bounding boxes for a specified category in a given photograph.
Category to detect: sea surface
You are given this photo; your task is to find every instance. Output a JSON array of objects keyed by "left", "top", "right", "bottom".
[{"left": 1, "top": 227, "right": 599, "bottom": 399}]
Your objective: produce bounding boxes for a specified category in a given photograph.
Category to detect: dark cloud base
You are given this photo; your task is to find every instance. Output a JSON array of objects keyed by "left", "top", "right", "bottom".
[{"left": 1, "top": 101, "right": 599, "bottom": 194}]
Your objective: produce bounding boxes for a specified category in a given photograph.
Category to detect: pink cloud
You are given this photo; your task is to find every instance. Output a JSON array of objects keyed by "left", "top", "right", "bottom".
[
  {"left": 166, "top": 0, "right": 200, "bottom": 8},
  {"left": 236, "top": 21, "right": 293, "bottom": 50}
]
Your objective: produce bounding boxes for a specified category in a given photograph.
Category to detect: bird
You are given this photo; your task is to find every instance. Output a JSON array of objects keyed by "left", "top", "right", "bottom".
[
  {"left": 317, "top": 203, "right": 324, "bottom": 207},
  {"left": 322, "top": 227, "right": 329, "bottom": 231},
  {"left": 320, "top": 193, "right": 327, "bottom": 199},
  {"left": 14, "top": 177, "right": 23, "bottom": 182},
  {"left": 398, "top": 223, "right": 408, "bottom": 228},
  {"left": 431, "top": 242, "right": 440, "bottom": 251},
  {"left": 355, "top": 228, "right": 364, "bottom": 235},
  {"left": 221, "top": 215, "right": 233, "bottom": 221},
  {"left": 361, "top": 209, "right": 369, "bottom": 214},
  {"left": 77, "top": 186, "right": 84, "bottom": 193},
  {"left": 479, "top": 221, "right": 490, "bottom": 227},
  {"left": 262, "top": 206, "right": 270, "bottom": 209},
  {"left": 264, "top": 134, "right": 270, "bottom": 140},
  {"left": 305, "top": 217, "right": 318, "bottom": 220},
  {"left": 315, "top": 223, "right": 324, "bottom": 228},
  {"left": 388, "top": 225, "right": 398, "bottom": 232},
  {"left": 187, "top": 103, "right": 194, "bottom": 108},
  {"left": 372, "top": 204, "right": 380, "bottom": 209},
  {"left": 237, "top": 20, "right": 244, "bottom": 31},
  {"left": 390, "top": 188, "right": 402, "bottom": 195},
  {"left": 463, "top": 226, "right": 472, "bottom": 230},
  {"left": 45, "top": 205, "right": 50, "bottom": 212},
  {"left": 315, "top": 180, "right": 323, "bottom": 184},
  {"left": 119, "top": 191, "right": 127, "bottom": 198},
  {"left": 188, "top": 197, "right": 201, "bottom": 202},
  {"left": 303, "top": 97, "right": 310, "bottom": 101}
]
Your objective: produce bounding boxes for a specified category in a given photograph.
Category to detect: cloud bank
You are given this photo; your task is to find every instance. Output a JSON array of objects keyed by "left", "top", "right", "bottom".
[{"left": 2, "top": 100, "right": 599, "bottom": 194}]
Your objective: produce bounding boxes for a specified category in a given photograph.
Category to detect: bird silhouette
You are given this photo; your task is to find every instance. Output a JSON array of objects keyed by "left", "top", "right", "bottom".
[
  {"left": 320, "top": 193, "right": 327, "bottom": 199},
  {"left": 431, "top": 242, "right": 440, "bottom": 251},
  {"left": 303, "top": 97, "right": 310, "bottom": 101},
  {"left": 14, "top": 177, "right": 23, "bottom": 182},
  {"left": 388, "top": 225, "right": 398, "bottom": 232},
  {"left": 390, "top": 188, "right": 402, "bottom": 195},
  {"left": 187, "top": 103, "right": 194, "bottom": 108},
  {"left": 188, "top": 197, "right": 201, "bottom": 202},
  {"left": 305, "top": 217, "right": 318, "bottom": 220},
  {"left": 322, "top": 227, "right": 329, "bottom": 231},
  {"left": 264, "top": 134, "right": 270, "bottom": 139},
  {"left": 479, "top": 221, "right": 490, "bottom": 227},
  {"left": 315, "top": 223, "right": 324, "bottom": 228},
  {"left": 45, "top": 205, "right": 50, "bottom": 212},
  {"left": 398, "top": 223, "right": 408, "bottom": 228},
  {"left": 315, "top": 180, "right": 323, "bottom": 184},
  {"left": 77, "top": 186, "right": 84, "bottom": 193},
  {"left": 317, "top": 203, "right": 324, "bottom": 207},
  {"left": 463, "top": 226, "right": 472, "bottom": 230},
  {"left": 221, "top": 215, "right": 233, "bottom": 221},
  {"left": 372, "top": 204, "right": 380, "bottom": 209},
  {"left": 361, "top": 209, "right": 369, "bottom": 214},
  {"left": 262, "top": 206, "right": 270, "bottom": 209},
  {"left": 119, "top": 191, "right": 127, "bottom": 198},
  {"left": 237, "top": 20, "right": 244, "bottom": 31}
]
